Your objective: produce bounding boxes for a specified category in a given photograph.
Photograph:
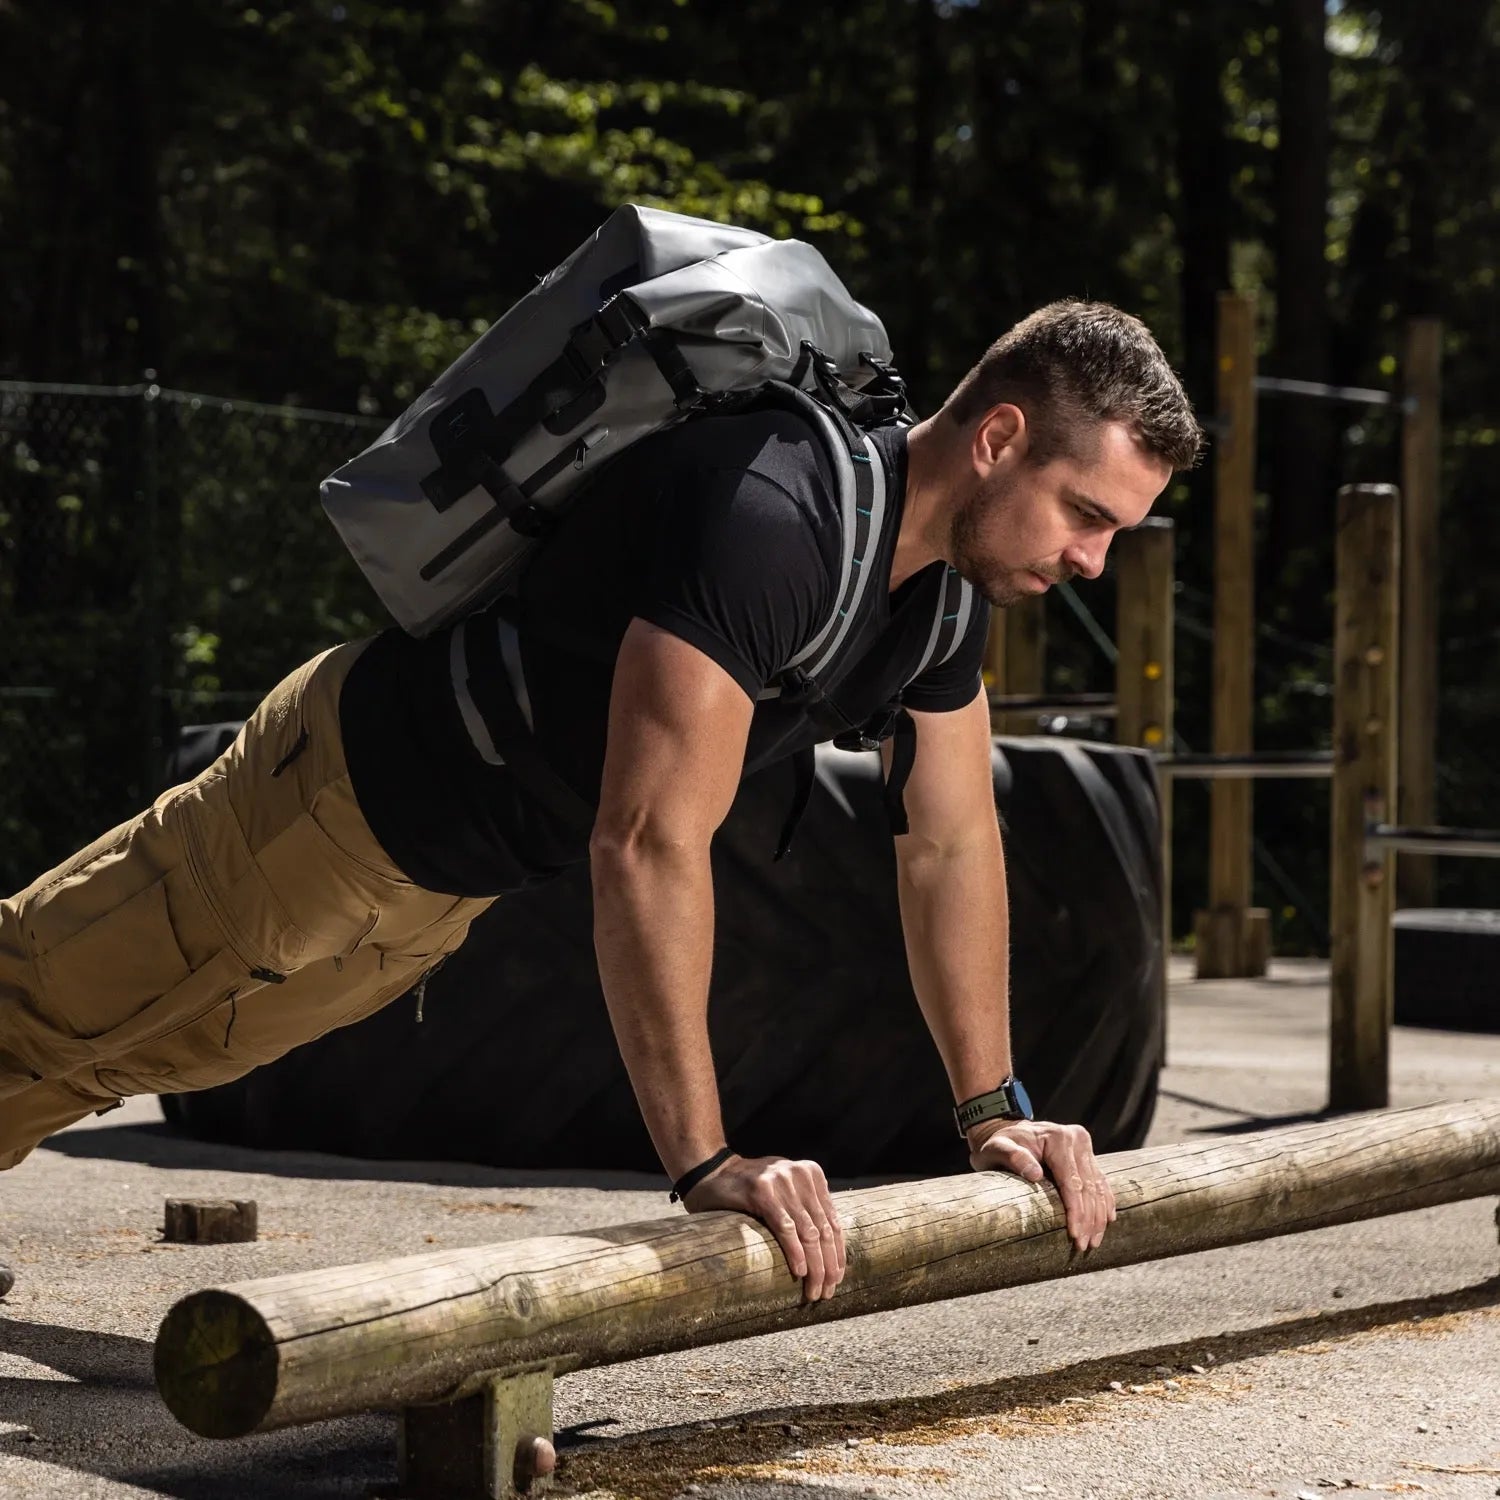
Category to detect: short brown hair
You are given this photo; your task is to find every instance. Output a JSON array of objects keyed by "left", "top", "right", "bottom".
[{"left": 943, "top": 300, "right": 1203, "bottom": 471}]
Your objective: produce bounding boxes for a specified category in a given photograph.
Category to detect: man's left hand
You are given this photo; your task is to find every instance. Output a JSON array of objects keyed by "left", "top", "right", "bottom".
[{"left": 967, "top": 1119, "right": 1116, "bottom": 1253}]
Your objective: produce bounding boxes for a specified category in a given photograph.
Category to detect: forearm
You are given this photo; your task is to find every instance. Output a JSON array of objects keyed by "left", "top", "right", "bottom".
[
  {"left": 591, "top": 837, "right": 726, "bottom": 1180},
  {"left": 895, "top": 827, "right": 1014, "bottom": 1104}
]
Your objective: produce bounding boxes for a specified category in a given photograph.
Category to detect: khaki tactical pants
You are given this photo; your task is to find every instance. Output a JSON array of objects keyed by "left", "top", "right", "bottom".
[{"left": 0, "top": 641, "right": 493, "bottom": 1170}]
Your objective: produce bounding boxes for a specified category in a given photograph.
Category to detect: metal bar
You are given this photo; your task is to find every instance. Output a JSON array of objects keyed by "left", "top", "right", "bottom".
[
  {"left": 1253, "top": 374, "right": 1413, "bottom": 412},
  {"left": 1159, "top": 752, "right": 1333, "bottom": 780},
  {"left": 1056, "top": 579, "right": 1119, "bottom": 665},
  {"left": 0, "top": 378, "right": 382, "bottom": 427},
  {"left": 988, "top": 692, "right": 1118, "bottom": 716},
  {"left": 1367, "top": 824, "right": 1500, "bottom": 860}
]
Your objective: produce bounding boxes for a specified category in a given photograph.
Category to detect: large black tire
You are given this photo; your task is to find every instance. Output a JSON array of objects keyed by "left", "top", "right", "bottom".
[
  {"left": 161, "top": 736, "right": 1164, "bottom": 1175},
  {"left": 1393, "top": 909, "right": 1500, "bottom": 1032}
]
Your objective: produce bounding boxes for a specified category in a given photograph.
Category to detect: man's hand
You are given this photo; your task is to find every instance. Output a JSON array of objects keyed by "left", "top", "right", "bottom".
[
  {"left": 682, "top": 1153, "right": 846, "bottom": 1302},
  {"left": 967, "top": 1119, "right": 1116, "bottom": 1252}
]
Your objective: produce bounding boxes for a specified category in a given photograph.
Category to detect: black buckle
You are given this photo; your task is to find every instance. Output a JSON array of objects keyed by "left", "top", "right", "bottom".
[{"left": 506, "top": 502, "right": 555, "bottom": 539}]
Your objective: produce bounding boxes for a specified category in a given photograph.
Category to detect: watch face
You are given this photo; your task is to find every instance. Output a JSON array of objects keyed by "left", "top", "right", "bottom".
[{"left": 1010, "top": 1077, "right": 1035, "bottom": 1120}]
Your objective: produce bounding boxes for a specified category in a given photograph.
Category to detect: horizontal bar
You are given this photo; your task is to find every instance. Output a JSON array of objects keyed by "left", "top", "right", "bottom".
[
  {"left": 1368, "top": 824, "right": 1500, "bottom": 859},
  {"left": 1253, "top": 374, "right": 1414, "bottom": 413},
  {"left": 154, "top": 1099, "right": 1500, "bottom": 1439},
  {"left": 989, "top": 692, "right": 1118, "bottom": 717},
  {"left": 1157, "top": 751, "right": 1334, "bottom": 781}
]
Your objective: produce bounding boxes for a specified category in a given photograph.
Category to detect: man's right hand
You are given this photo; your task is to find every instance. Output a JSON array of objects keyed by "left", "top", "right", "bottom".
[{"left": 682, "top": 1153, "right": 846, "bottom": 1302}]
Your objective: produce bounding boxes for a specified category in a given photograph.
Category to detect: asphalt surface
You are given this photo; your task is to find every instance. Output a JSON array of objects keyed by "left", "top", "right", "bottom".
[{"left": 3, "top": 956, "right": 1499, "bottom": 1500}]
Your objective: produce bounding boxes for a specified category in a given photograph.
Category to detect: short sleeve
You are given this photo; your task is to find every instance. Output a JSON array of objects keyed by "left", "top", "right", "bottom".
[
  {"left": 901, "top": 597, "right": 990, "bottom": 713},
  {"left": 634, "top": 467, "right": 836, "bottom": 700}
]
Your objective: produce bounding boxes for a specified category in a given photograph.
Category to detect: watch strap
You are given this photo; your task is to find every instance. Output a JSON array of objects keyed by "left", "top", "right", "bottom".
[{"left": 953, "top": 1077, "right": 1030, "bottom": 1137}]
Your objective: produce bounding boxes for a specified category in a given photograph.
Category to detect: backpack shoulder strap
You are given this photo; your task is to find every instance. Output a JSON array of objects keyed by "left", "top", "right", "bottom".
[
  {"left": 908, "top": 564, "right": 978, "bottom": 686},
  {"left": 755, "top": 384, "right": 891, "bottom": 702}
]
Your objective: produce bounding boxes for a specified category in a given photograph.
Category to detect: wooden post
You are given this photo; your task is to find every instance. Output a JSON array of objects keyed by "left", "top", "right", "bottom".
[
  {"left": 987, "top": 597, "right": 1046, "bottom": 734},
  {"left": 155, "top": 1099, "right": 1500, "bottom": 1442},
  {"left": 1196, "top": 292, "right": 1270, "bottom": 978},
  {"left": 1115, "top": 517, "right": 1176, "bottom": 1021},
  {"left": 1329, "top": 483, "right": 1400, "bottom": 1113},
  {"left": 399, "top": 1367, "right": 555, "bottom": 1500},
  {"left": 1397, "top": 318, "right": 1441, "bottom": 911}
]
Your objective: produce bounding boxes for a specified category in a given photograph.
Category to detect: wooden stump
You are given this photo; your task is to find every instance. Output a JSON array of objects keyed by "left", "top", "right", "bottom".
[
  {"left": 163, "top": 1199, "right": 258, "bottom": 1245},
  {"left": 1193, "top": 905, "right": 1271, "bottom": 979}
]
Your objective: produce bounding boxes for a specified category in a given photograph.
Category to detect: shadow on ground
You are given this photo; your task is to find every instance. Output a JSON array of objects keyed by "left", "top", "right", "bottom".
[
  {"left": 557, "top": 1276, "right": 1500, "bottom": 1500},
  {"left": 42, "top": 1117, "right": 668, "bottom": 1193},
  {"left": 0, "top": 1316, "right": 392, "bottom": 1500}
]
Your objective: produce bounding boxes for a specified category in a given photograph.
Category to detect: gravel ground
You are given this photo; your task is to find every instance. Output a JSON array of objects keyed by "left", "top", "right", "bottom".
[{"left": 2, "top": 956, "right": 1499, "bottom": 1500}]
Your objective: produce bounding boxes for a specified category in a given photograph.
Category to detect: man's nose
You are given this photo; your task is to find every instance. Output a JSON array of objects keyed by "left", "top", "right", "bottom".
[{"left": 1062, "top": 539, "right": 1106, "bottom": 581}]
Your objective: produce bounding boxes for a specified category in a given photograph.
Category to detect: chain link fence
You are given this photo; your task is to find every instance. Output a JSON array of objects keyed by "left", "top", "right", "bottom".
[{"left": 0, "top": 380, "right": 386, "bottom": 894}]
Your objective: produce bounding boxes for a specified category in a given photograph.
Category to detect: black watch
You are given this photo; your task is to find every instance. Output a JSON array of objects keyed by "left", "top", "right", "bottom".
[{"left": 953, "top": 1076, "right": 1034, "bottom": 1137}]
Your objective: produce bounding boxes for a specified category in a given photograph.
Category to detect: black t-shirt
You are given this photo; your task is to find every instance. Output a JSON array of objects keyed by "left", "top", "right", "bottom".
[{"left": 340, "top": 408, "right": 989, "bottom": 895}]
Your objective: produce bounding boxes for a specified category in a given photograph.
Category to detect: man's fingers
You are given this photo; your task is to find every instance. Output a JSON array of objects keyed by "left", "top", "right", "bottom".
[
  {"left": 784, "top": 1197, "right": 829, "bottom": 1301},
  {"left": 983, "top": 1139, "right": 1046, "bottom": 1183},
  {"left": 807, "top": 1166, "right": 847, "bottom": 1281},
  {"left": 1052, "top": 1128, "right": 1114, "bottom": 1251}
]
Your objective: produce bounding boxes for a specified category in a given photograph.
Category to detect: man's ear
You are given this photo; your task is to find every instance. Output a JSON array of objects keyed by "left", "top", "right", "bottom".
[{"left": 972, "top": 403, "right": 1027, "bottom": 478}]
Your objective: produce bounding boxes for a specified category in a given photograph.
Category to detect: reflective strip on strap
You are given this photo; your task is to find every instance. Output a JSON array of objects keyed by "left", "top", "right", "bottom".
[
  {"left": 496, "top": 615, "right": 534, "bottom": 730},
  {"left": 914, "top": 571, "right": 952, "bottom": 677},
  {"left": 939, "top": 577, "right": 977, "bottom": 665},
  {"left": 794, "top": 427, "right": 886, "bottom": 681},
  {"left": 449, "top": 626, "right": 506, "bottom": 767}
]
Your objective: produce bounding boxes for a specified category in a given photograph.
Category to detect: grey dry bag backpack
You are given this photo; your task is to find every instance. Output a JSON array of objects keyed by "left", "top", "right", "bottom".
[{"left": 320, "top": 204, "right": 971, "bottom": 662}]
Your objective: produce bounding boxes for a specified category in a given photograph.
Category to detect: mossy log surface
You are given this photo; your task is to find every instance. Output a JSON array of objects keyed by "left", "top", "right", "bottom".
[{"left": 155, "top": 1098, "right": 1500, "bottom": 1439}]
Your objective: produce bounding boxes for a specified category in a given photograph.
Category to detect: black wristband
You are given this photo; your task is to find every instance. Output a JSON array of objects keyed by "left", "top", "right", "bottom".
[{"left": 669, "top": 1146, "right": 736, "bottom": 1204}]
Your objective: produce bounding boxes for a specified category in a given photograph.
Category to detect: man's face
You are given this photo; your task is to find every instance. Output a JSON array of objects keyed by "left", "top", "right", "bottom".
[{"left": 950, "top": 418, "right": 1171, "bottom": 608}]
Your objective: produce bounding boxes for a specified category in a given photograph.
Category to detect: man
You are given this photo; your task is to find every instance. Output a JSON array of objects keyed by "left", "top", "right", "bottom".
[{"left": 0, "top": 299, "right": 1201, "bottom": 1304}]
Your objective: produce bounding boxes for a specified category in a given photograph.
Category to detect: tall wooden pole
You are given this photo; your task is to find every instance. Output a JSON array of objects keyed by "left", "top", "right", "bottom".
[
  {"left": 156, "top": 1100, "right": 1500, "bottom": 1442},
  {"left": 1116, "top": 517, "right": 1176, "bottom": 1016},
  {"left": 1196, "top": 293, "right": 1269, "bottom": 977},
  {"left": 1397, "top": 318, "right": 1441, "bottom": 911},
  {"left": 1329, "top": 484, "right": 1400, "bottom": 1112}
]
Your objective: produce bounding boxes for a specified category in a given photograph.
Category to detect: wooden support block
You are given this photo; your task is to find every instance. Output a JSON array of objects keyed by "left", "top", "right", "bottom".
[
  {"left": 398, "top": 1367, "right": 555, "bottom": 1499},
  {"left": 1192, "top": 906, "right": 1271, "bottom": 979},
  {"left": 163, "top": 1199, "right": 258, "bottom": 1244}
]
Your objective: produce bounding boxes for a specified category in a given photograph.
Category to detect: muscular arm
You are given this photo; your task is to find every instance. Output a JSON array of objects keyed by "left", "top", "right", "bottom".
[
  {"left": 890, "top": 687, "right": 1116, "bottom": 1251},
  {"left": 590, "top": 619, "right": 750, "bottom": 1180},
  {"left": 590, "top": 618, "right": 846, "bottom": 1297},
  {"left": 890, "top": 689, "right": 1016, "bottom": 1101}
]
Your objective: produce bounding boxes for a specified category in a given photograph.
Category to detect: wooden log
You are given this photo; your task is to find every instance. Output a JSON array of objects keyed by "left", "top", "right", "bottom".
[
  {"left": 156, "top": 1098, "right": 1500, "bottom": 1440},
  {"left": 1329, "top": 483, "right": 1401, "bottom": 1111},
  {"left": 163, "top": 1199, "right": 258, "bottom": 1245},
  {"left": 1198, "top": 291, "right": 1265, "bottom": 978},
  {"left": 1397, "top": 318, "right": 1441, "bottom": 910}
]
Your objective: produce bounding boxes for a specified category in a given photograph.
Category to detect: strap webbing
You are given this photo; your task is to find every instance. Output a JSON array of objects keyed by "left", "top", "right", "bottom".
[
  {"left": 774, "top": 747, "right": 818, "bottom": 862},
  {"left": 460, "top": 616, "right": 597, "bottom": 834},
  {"left": 883, "top": 710, "right": 918, "bottom": 836}
]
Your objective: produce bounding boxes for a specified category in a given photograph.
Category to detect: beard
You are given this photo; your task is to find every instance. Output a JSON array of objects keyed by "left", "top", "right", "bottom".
[{"left": 949, "top": 472, "right": 1053, "bottom": 608}]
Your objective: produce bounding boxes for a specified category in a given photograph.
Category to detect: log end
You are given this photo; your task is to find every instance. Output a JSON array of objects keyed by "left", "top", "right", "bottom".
[{"left": 154, "top": 1288, "right": 279, "bottom": 1438}]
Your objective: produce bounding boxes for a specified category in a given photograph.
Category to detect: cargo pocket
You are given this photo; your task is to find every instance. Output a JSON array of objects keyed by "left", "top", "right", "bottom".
[
  {"left": 32, "top": 878, "right": 191, "bottom": 1042},
  {"left": 320, "top": 901, "right": 481, "bottom": 1035}
]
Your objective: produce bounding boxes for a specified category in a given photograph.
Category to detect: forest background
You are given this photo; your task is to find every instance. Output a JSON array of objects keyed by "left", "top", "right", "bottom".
[{"left": 1, "top": 0, "right": 1497, "bottom": 951}]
